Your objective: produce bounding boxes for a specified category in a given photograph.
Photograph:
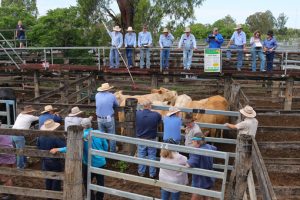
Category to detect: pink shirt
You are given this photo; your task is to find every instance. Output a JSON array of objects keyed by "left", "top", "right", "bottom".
[{"left": 0, "top": 135, "right": 15, "bottom": 164}]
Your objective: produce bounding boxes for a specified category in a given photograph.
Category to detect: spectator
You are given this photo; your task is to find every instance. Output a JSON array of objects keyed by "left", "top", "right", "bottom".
[
  {"left": 107, "top": 26, "right": 123, "bottom": 69},
  {"left": 226, "top": 24, "right": 247, "bottom": 71},
  {"left": 39, "top": 105, "right": 62, "bottom": 128},
  {"left": 16, "top": 20, "right": 26, "bottom": 48},
  {"left": 64, "top": 106, "right": 93, "bottom": 131},
  {"left": 184, "top": 113, "right": 203, "bottom": 147},
  {"left": 263, "top": 30, "right": 278, "bottom": 72},
  {"left": 138, "top": 25, "right": 152, "bottom": 69},
  {"left": 178, "top": 27, "right": 197, "bottom": 70},
  {"left": 159, "top": 138, "right": 188, "bottom": 200},
  {"left": 250, "top": 30, "right": 266, "bottom": 72},
  {"left": 159, "top": 28, "right": 174, "bottom": 70},
  {"left": 136, "top": 99, "right": 161, "bottom": 178},
  {"left": 186, "top": 133, "right": 217, "bottom": 200},
  {"left": 163, "top": 107, "right": 182, "bottom": 144},
  {"left": 124, "top": 27, "right": 136, "bottom": 68},
  {"left": 12, "top": 105, "right": 38, "bottom": 169},
  {"left": 206, "top": 27, "right": 224, "bottom": 48},
  {"left": 95, "top": 83, "right": 119, "bottom": 152}
]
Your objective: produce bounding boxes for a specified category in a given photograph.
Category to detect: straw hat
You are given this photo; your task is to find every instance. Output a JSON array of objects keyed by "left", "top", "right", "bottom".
[
  {"left": 184, "top": 27, "right": 191, "bottom": 33},
  {"left": 81, "top": 118, "right": 92, "bottom": 127},
  {"left": 41, "top": 105, "right": 56, "bottom": 114},
  {"left": 113, "top": 26, "right": 121, "bottom": 32},
  {"left": 166, "top": 106, "right": 181, "bottom": 117},
  {"left": 162, "top": 28, "right": 169, "bottom": 33},
  {"left": 68, "top": 106, "right": 83, "bottom": 117},
  {"left": 234, "top": 24, "right": 243, "bottom": 30},
  {"left": 40, "top": 119, "right": 60, "bottom": 131},
  {"left": 127, "top": 27, "right": 134, "bottom": 32},
  {"left": 239, "top": 105, "right": 256, "bottom": 118},
  {"left": 21, "top": 105, "right": 37, "bottom": 114},
  {"left": 97, "top": 83, "right": 114, "bottom": 92}
]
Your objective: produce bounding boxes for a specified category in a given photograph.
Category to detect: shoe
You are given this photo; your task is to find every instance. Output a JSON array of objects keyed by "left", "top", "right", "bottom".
[
  {"left": 128, "top": 65, "right": 133, "bottom": 68},
  {"left": 260, "top": 69, "right": 266, "bottom": 72}
]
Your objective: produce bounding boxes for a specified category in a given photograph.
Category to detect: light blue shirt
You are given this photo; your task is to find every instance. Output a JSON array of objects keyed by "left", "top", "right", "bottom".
[
  {"left": 159, "top": 33, "right": 174, "bottom": 48},
  {"left": 125, "top": 32, "right": 137, "bottom": 47},
  {"left": 138, "top": 31, "right": 152, "bottom": 47},
  {"left": 230, "top": 31, "right": 246, "bottom": 46},
  {"left": 163, "top": 115, "right": 182, "bottom": 142},
  {"left": 178, "top": 33, "right": 197, "bottom": 50},
  {"left": 263, "top": 37, "right": 278, "bottom": 50},
  {"left": 108, "top": 31, "right": 123, "bottom": 48},
  {"left": 95, "top": 92, "right": 119, "bottom": 117}
]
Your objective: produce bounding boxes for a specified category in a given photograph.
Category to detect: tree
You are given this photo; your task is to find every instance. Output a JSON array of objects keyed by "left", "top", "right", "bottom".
[
  {"left": 1, "top": 0, "right": 38, "bottom": 17},
  {"left": 245, "top": 10, "right": 275, "bottom": 33},
  {"left": 276, "top": 13, "right": 288, "bottom": 35},
  {"left": 212, "top": 15, "right": 236, "bottom": 39}
]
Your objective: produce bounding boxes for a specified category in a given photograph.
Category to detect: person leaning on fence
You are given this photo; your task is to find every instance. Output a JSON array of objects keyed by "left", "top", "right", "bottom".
[
  {"left": 50, "top": 118, "right": 108, "bottom": 200},
  {"left": 206, "top": 27, "right": 224, "bottom": 48},
  {"left": 136, "top": 99, "right": 161, "bottom": 178},
  {"left": 225, "top": 105, "right": 258, "bottom": 137},
  {"left": 159, "top": 28, "right": 174, "bottom": 70},
  {"left": 124, "top": 26, "right": 137, "bottom": 68},
  {"left": 64, "top": 106, "right": 93, "bottom": 131},
  {"left": 163, "top": 107, "right": 182, "bottom": 144},
  {"left": 263, "top": 30, "right": 278, "bottom": 72},
  {"left": 184, "top": 113, "right": 203, "bottom": 147},
  {"left": 16, "top": 20, "right": 26, "bottom": 48},
  {"left": 95, "top": 83, "right": 119, "bottom": 152},
  {"left": 159, "top": 138, "right": 188, "bottom": 200},
  {"left": 186, "top": 133, "right": 217, "bottom": 200},
  {"left": 250, "top": 30, "right": 266, "bottom": 72},
  {"left": 12, "top": 105, "right": 39, "bottom": 169},
  {"left": 39, "top": 105, "right": 62, "bottom": 128},
  {"left": 138, "top": 25, "right": 153, "bottom": 69},
  {"left": 178, "top": 27, "right": 197, "bottom": 70},
  {"left": 37, "top": 119, "right": 66, "bottom": 192},
  {"left": 226, "top": 24, "right": 247, "bottom": 71},
  {"left": 108, "top": 26, "right": 123, "bottom": 69}
]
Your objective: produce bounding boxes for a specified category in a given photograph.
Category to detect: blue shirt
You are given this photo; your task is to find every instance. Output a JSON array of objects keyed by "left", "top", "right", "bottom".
[
  {"left": 263, "top": 37, "right": 278, "bottom": 50},
  {"left": 163, "top": 115, "right": 182, "bottom": 141},
  {"left": 187, "top": 144, "right": 217, "bottom": 189},
  {"left": 108, "top": 31, "right": 123, "bottom": 48},
  {"left": 39, "top": 113, "right": 63, "bottom": 128},
  {"left": 230, "top": 31, "right": 246, "bottom": 46},
  {"left": 159, "top": 33, "right": 174, "bottom": 48},
  {"left": 125, "top": 32, "right": 137, "bottom": 47},
  {"left": 136, "top": 109, "right": 161, "bottom": 139},
  {"left": 138, "top": 31, "right": 152, "bottom": 47},
  {"left": 178, "top": 33, "right": 197, "bottom": 50},
  {"left": 16, "top": 25, "right": 25, "bottom": 37},
  {"left": 95, "top": 92, "right": 119, "bottom": 117},
  {"left": 206, "top": 33, "right": 224, "bottom": 48}
]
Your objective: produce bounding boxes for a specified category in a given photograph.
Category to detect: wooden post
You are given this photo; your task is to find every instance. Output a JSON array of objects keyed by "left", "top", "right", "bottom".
[
  {"left": 224, "top": 76, "right": 232, "bottom": 101},
  {"left": 63, "top": 125, "right": 83, "bottom": 200},
  {"left": 76, "top": 74, "right": 82, "bottom": 102},
  {"left": 271, "top": 81, "right": 280, "bottom": 103},
  {"left": 151, "top": 74, "right": 158, "bottom": 89},
  {"left": 60, "top": 74, "right": 69, "bottom": 104},
  {"left": 284, "top": 77, "right": 294, "bottom": 110},
  {"left": 123, "top": 98, "right": 138, "bottom": 155},
  {"left": 33, "top": 71, "right": 40, "bottom": 103},
  {"left": 87, "top": 77, "right": 92, "bottom": 104},
  {"left": 229, "top": 83, "right": 241, "bottom": 111}
]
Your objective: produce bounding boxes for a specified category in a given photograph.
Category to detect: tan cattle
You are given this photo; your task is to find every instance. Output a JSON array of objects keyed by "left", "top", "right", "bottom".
[{"left": 151, "top": 87, "right": 178, "bottom": 105}]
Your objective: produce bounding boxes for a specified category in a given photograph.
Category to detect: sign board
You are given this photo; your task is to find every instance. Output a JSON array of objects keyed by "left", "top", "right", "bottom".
[{"left": 204, "top": 48, "right": 221, "bottom": 72}]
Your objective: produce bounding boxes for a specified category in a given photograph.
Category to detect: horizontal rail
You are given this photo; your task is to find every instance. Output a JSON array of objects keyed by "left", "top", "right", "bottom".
[
  {"left": 0, "top": 147, "right": 65, "bottom": 158},
  {"left": 0, "top": 128, "right": 65, "bottom": 138},
  {"left": 195, "top": 122, "right": 230, "bottom": 130}
]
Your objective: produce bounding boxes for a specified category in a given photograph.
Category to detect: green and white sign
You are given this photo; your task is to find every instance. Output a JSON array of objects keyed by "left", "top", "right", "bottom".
[{"left": 204, "top": 48, "right": 221, "bottom": 72}]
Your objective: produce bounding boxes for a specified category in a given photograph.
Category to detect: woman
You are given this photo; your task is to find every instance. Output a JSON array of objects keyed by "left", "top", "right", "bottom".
[
  {"left": 250, "top": 30, "right": 265, "bottom": 72},
  {"left": 263, "top": 30, "right": 278, "bottom": 72}
]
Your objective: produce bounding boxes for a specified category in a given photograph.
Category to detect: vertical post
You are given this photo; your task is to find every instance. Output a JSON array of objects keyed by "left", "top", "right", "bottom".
[
  {"left": 151, "top": 74, "right": 158, "bottom": 89},
  {"left": 63, "top": 125, "right": 83, "bottom": 200},
  {"left": 87, "top": 77, "right": 92, "bottom": 104},
  {"left": 33, "top": 71, "right": 40, "bottom": 102},
  {"left": 224, "top": 76, "right": 232, "bottom": 101},
  {"left": 60, "top": 74, "right": 69, "bottom": 103},
  {"left": 229, "top": 83, "right": 241, "bottom": 111},
  {"left": 271, "top": 81, "right": 280, "bottom": 103},
  {"left": 76, "top": 74, "right": 82, "bottom": 102},
  {"left": 284, "top": 77, "right": 294, "bottom": 110},
  {"left": 98, "top": 48, "right": 101, "bottom": 71}
]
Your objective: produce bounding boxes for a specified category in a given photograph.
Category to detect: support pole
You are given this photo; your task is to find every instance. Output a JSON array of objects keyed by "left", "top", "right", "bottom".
[
  {"left": 224, "top": 76, "right": 232, "bottom": 101},
  {"left": 284, "top": 77, "right": 294, "bottom": 110},
  {"left": 76, "top": 74, "right": 82, "bottom": 102},
  {"left": 33, "top": 71, "right": 40, "bottom": 103},
  {"left": 151, "top": 74, "right": 158, "bottom": 89}
]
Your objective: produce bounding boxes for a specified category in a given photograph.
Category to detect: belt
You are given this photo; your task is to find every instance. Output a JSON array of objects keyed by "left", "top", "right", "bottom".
[{"left": 97, "top": 115, "right": 113, "bottom": 119}]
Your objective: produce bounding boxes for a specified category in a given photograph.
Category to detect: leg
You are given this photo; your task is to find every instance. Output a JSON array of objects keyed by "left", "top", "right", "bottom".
[
  {"left": 226, "top": 45, "right": 235, "bottom": 60},
  {"left": 97, "top": 118, "right": 106, "bottom": 133},
  {"left": 251, "top": 48, "right": 257, "bottom": 71},
  {"left": 183, "top": 50, "right": 187, "bottom": 69},
  {"left": 160, "top": 49, "right": 163, "bottom": 69},
  {"left": 146, "top": 48, "right": 151, "bottom": 68},
  {"left": 137, "top": 144, "right": 147, "bottom": 176},
  {"left": 109, "top": 48, "right": 114, "bottom": 68},
  {"left": 140, "top": 48, "right": 145, "bottom": 68},
  {"left": 161, "top": 189, "right": 171, "bottom": 200},
  {"left": 258, "top": 50, "right": 266, "bottom": 71},
  {"left": 94, "top": 171, "right": 105, "bottom": 200},
  {"left": 147, "top": 146, "right": 157, "bottom": 177},
  {"left": 127, "top": 48, "right": 133, "bottom": 67},
  {"left": 171, "top": 191, "right": 181, "bottom": 200},
  {"left": 268, "top": 52, "right": 275, "bottom": 71},
  {"left": 82, "top": 164, "right": 88, "bottom": 196},
  {"left": 12, "top": 136, "right": 26, "bottom": 169},
  {"left": 165, "top": 49, "right": 170, "bottom": 68},
  {"left": 237, "top": 46, "right": 243, "bottom": 69},
  {"left": 115, "top": 48, "right": 120, "bottom": 68},
  {"left": 105, "top": 118, "right": 116, "bottom": 152},
  {"left": 187, "top": 50, "right": 193, "bottom": 69}
]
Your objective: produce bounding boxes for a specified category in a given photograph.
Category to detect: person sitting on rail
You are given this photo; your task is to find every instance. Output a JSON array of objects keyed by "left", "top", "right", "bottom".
[
  {"left": 186, "top": 133, "right": 217, "bottom": 200},
  {"left": 64, "top": 106, "right": 93, "bottom": 131},
  {"left": 16, "top": 20, "right": 26, "bottom": 48},
  {"left": 159, "top": 28, "right": 174, "bottom": 70},
  {"left": 250, "top": 30, "right": 266, "bottom": 72},
  {"left": 138, "top": 25, "right": 153, "bottom": 69},
  {"left": 39, "top": 105, "right": 62, "bottom": 128},
  {"left": 108, "top": 26, "right": 123, "bottom": 69},
  {"left": 124, "top": 26, "right": 137, "bottom": 68},
  {"left": 206, "top": 27, "right": 224, "bottom": 49},
  {"left": 263, "top": 30, "right": 278, "bottom": 72},
  {"left": 159, "top": 138, "right": 188, "bottom": 200},
  {"left": 184, "top": 113, "right": 203, "bottom": 147},
  {"left": 178, "top": 27, "right": 197, "bottom": 70},
  {"left": 163, "top": 107, "right": 182, "bottom": 144}
]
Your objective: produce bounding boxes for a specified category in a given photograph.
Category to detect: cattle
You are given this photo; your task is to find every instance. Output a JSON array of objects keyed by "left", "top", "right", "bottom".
[{"left": 151, "top": 87, "right": 178, "bottom": 105}]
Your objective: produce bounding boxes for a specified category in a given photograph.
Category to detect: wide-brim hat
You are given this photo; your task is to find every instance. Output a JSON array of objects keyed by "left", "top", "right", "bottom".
[
  {"left": 41, "top": 105, "right": 57, "bottom": 114},
  {"left": 40, "top": 119, "right": 60, "bottom": 131},
  {"left": 163, "top": 28, "right": 169, "bottom": 33},
  {"left": 240, "top": 105, "right": 256, "bottom": 118},
  {"left": 127, "top": 26, "right": 134, "bottom": 32},
  {"left": 68, "top": 106, "right": 83, "bottom": 117},
  {"left": 234, "top": 24, "right": 243, "bottom": 30},
  {"left": 21, "top": 105, "right": 37, "bottom": 114},
  {"left": 113, "top": 26, "right": 121, "bottom": 32},
  {"left": 184, "top": 27, "right": 191, "bottom": 32},
  {"left": 97, "top": 83, "right": 114, "bottom": 92},
  {"left": 166, "top": 107, "right": 181, "bottom": 117},
  {"left": 81, "top": 118, "right": 92, "bottom": 127}
]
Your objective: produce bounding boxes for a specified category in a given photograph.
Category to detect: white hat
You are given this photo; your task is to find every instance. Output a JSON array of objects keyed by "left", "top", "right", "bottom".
[
  {"left": 166, "top": 106, "right": 181, "bottom": 117},
  {"left": 240, "top": 105, "right": 256, "bottom": 118},
  {"left": 113, "top": 26, "right": 121, "bottom": 32},
  {"left": 163, "top": 28, "right": 169, "bottom": 33},
  {"left": 41, "top": 105, "right": 57, "bottom": 114},
  {"left": 184, "top": 27, "right": 191, "bottom": 33},
  {"left": 127, "top": 27, "right": 134, "bottom": 32},
  {"left": 40, "top": 119, "right": 60, "bottom": 131},
  {"left": 81, "top": 118, "right": 92, "bottom": 127},
  {"left": 68, "top": 106, "right": 83, "bottom": 117},
  {"left": 234, "top": 24, "right": 243, "bottom": 30},
  {"left": 97, "top": 83, "right": 114, "bottom": 92},
  {"left": 21, "top": 105, "right": 37, "bottom": 114}
]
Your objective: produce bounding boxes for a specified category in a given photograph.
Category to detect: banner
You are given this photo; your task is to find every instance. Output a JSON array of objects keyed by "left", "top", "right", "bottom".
[{"left": 204, "top": 48, "right": 221, "bottom": 72}]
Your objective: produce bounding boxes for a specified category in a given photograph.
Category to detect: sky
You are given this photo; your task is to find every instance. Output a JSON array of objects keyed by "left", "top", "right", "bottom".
[{"left": 36, "top": 0, "right": 300, "bottom": 28}]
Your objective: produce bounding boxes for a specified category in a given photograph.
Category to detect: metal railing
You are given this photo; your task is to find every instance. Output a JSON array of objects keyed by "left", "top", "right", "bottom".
[{"left": 0, "top": 100, "right": 16, "bottom": 127}]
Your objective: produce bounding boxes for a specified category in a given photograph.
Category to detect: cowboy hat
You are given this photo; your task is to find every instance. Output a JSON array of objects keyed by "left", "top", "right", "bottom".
[
  {"left": 240, "top": 105, "right": 256, "bottom": 118},
  {"left": 166, "top": 106, "right": 181, "bottom": 117},
  {"left": 163, "top": 28, "right": 169, "bottom": 33},
  {"left": 184, "top": 27, "right": 191, "bottom": 33},
  {"left": 97, "top": 83, "right": 114, "bottom": 92},
  {"left": 234, "top": 24, "right": 243, "bottom": 30},
  {"left": 127, "top": 27, "right": 134, "bottom": 32},
  {"left": 81, "top": 118, "right": 92, "bottom": 127},
  {"left": 113, "top": 26, "right": 121, "bottom": 32},
  {"left": 41, "top": 105, "right": 57, "bottom": 114},
  {"left": 40, "top": 119, "right": 60, "bottom": 131},
  {"left": 21, "top": 105, "right": 37, "bottom": 114},
  {"left": 68, "top": 106, "right": 83, "bottom": 117}
]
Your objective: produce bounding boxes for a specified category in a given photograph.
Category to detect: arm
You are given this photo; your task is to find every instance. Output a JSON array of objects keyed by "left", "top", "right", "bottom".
[
  {"left": 133, "top": 33, "right": 137, "bottom": 47},
  {"left": 117, "top": 34, "right": 123, "bottom": 48},
  {"left": 102, "top": 139, "right": 108, "bottom": 151},
  {"left": 124, "top": 34, "right": 128, "bottom": 47},
  {"left": 53, "top": 114, "right": 63, "bottom": 123},
  {"left": 192, "top": 35, "right": 197, "bottom": 49},
  {"left": 178, "top": 35, "right": 183, "bottom": 48},
  {"left": 243, "top": 32, "right": 247, "bottom": 50},
  {"left": 250, "top": 37, "right": 254, "bottom": 45},
  {"left": 226, "top": 33, "right": 235, "bottom": 48},
  {"left": 148, "top": 32, "right": 153, "bottom": 46},
  {"left": 271, "top": 39, "right": 278, "bottom": 51},
  {"left": 138, "top": 33, "right": 141, "bottom": 47},
  {"left": 50, "top": 147, "right": 67, "bottom": 154},
  {"left": 225, "top": 123, "right": 238, "bottom": 130},
  {"left": 159, "top": 35, "right": 163, "bottom": 48},
  {"left": 216, "top": 34, "right": 224, "bottom": 45},
  {"left": 169, "top": 33, "right": 174, "bottom": 41}
]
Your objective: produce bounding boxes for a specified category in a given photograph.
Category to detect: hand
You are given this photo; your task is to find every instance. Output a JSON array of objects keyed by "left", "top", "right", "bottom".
[
  {"left": 224, "top": 123, "right": 229, "bottom": 127},
  {"left": 269, "top": 48, "right": 273, "bottom": 52},
  {"left": 50, "top": 148, "right": 59, "bottom": 154}
]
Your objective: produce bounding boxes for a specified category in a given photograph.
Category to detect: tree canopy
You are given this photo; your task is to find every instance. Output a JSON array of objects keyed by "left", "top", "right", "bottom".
[{"left": 246, "top": 10, "right": 276, "bottom": 33}]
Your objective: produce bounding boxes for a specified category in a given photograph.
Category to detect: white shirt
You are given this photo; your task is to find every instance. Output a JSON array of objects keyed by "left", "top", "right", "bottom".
[
  {"left": 236, "top": 117, "right": 258, "bottom": 137},
  {"left": 64, "top": 116, "right": 83, "bottom": 131},
  {"left": 185, "top": 123, "right": 202, "bottom": 147},
  {"left": 12, "top": 113, "right": 39, "bottom": 129}
]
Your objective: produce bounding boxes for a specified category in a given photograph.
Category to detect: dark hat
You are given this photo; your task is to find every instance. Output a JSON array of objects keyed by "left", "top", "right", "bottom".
[
  {"left": 267, "top": 30, "right": 274, "bottom": 36},
  {"left": 184, "top": 113, "right": 195, "bottom": 124}
]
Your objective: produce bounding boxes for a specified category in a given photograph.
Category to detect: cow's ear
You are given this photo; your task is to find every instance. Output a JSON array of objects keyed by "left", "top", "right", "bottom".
[{"left": 158, "top": 90, "right": 163, "bottom": 94}]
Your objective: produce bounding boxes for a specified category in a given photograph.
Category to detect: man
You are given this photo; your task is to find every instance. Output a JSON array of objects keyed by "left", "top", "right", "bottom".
[
  {"left": 64, "top": 106, "right": 93, "bottom": 131},
  {"left": 226, "top": 24, "right": 247, "bottom": 71},
  {"left": 163, "top": 107, "right": 182, "bottom": 144},
  {"left": 39, "top": 105, "right": 62, "bottom": 128},
  {"left": 16, "top": 20, "right": 26, "bottom": 48},
  {"left": 184, "top": 113, "right": 203, "bottom": 147},
  {"left": 12, "top": 105, "right": 38, "bottom": 169},
  {"left": 138, "top": 25, "right": 152, "bottom": 69},
  {"left": 108, "top": 26, "right": 123, "bottom": 69},
  {"left": 95, "top": 83, "right": 119, "bottom": 152},
  {"left": 263, "top": 30, "right": 278, "bottom": 72},
  {"left": 178, "top": 27, "right": 197, "bottom": 70},
  {"left": 159, "top": 28, "right": 174, "bottom": 70},
  {"left": 225, "top": 105, "right": 258, "bottom": 137},
  {"left": 136, "top": 99, "right": 161, "bottom": 178},
  {"left": 124, "top": 27, "right": 136, "bottom": 68},
  {"left": 206, "top": 27, "right": 224, "bottom": 48}
]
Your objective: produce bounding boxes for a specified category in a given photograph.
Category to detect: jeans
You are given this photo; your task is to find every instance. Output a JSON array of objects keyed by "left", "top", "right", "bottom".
[
  {"left": 140, "top": 48, "right": 150, "bottom": 68},
  {"left": 109, "top": 47, "right": 120, "bottom": 68},
  {"left": 12, "top": 136, "right": 26, "bottom": 169},
  {"left": 266, "top": 51, "right": 275, "bottom": 72},
  {"left": 226, "top": 45, "right": 244, "bottom": 68},
  {"left": 183, "top": 49, "right": 193, "bottom": 69},
  {"left": 83, "top": 164, "right": 104, "bottom": 200},
  {"left": 97, "top": 117, "right": 116, "bottom": 152},
  {"left": 251, "top": 47, "right": 265, "bottom": 71},
  {"left": 160, "top": 48, "right": 170, "bottom": 69},
  {"left": 137, "top": 142, "right": 157, "bottom": 177},
  {"left": 126, "top": 47, "right": 134, "bottom": 66},
  {"left": 42, "top": 159, "right": 63, "bottom": 191},
  {"left": 161, "top": 189, "right": 181, "bottom": 200}
]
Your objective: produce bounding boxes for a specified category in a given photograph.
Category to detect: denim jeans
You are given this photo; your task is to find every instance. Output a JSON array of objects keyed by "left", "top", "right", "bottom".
[
  {"left": 160, "top": 48, "right": 170, "bottom": 69},
  {"left": 42, "top": 159, "right": 63, "bottom": 191},
  {"left": 97, "top": 117, "right": 116, "bottom": 152},
  {"left": 126, "top": 48, "right": 134, "bottom": 66},
  {"left": 12, "top": 136, "right": 26, "bottom": 169},
  {"left": 140, "top": 48, "right": 150, "bottom": 68},
  {"left": 226, "top": 45, "right": 244, "bottom": 69},
  {"left": 83, "top": 164, "right": 104, "bottom": 200},
  {"left": 266, "top": 51, "right": 275, "bottom": 72},
  {"left": 137, "top": 142, "right": 157, "bottom": 177},
  {"left": 183, "top": 49, "right": 193, "bottom": 69},
  {"left": 251, "top": 47, "right": 265, "bottom": 71},
  {"left": 109, "top": 47, "right": 120, "bottom": 68},
  {"left": 161, "top": 189, "right": 181, "bottom": 200}
]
